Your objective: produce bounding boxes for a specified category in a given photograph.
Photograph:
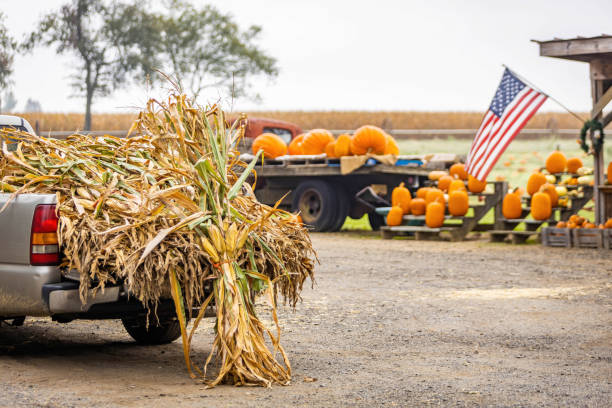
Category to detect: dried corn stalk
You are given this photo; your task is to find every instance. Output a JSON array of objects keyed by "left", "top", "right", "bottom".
[{"left": 0, "top": 93, "right": 315, "bottom": 387}]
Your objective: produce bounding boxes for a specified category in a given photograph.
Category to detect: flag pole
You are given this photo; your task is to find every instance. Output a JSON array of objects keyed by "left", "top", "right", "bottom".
[{"left": 502, "top": 64, "right": 587, "bottom": 124}]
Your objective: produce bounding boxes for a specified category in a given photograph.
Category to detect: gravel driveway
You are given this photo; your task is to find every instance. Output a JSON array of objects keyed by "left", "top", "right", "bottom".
[{"left": 1, "top": 233, "right": 611, "bottom": 407}]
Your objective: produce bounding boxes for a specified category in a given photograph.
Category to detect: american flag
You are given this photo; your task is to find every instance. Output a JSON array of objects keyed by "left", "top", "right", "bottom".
[{"left": 466, "top": 68, "right": 547, "bottom": 181}]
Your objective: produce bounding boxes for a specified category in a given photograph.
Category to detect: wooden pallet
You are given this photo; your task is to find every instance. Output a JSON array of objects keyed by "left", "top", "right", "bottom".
[
  {"left": 541, "top": 227, "right": 573, "bottom": 247},
  {"left": 603, "top": 228, "right": 612, "bottom": 250},
  {"left": 572, "top": 228, "right": 604, "bottom": 248},
  {"left": 380, "top": 225, "right": 456, "bottom": 240}
]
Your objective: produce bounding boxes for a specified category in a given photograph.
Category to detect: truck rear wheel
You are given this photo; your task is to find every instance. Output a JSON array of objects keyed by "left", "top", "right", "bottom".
[
  {"left": 122, "top": 315, "right": 183, "bottom": 345},
  {"left": 292, "top": 180, "right": 337, "bottom": 232}
]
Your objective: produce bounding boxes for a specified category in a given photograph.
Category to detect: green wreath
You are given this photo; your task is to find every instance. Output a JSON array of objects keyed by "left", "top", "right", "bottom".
[{"left": 579, "top": 120, "right": 604, "bottom": 154}]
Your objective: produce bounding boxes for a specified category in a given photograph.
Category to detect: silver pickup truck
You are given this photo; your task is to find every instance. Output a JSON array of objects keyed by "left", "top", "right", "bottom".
[{"left": 0, "top": 115, "right": 181, "bottom": 344}]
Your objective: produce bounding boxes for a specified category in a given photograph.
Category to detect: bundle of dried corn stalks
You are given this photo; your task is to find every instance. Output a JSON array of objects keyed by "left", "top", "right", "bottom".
[{"left": 0, "top": 93, "right": 315, "bottom": 387}]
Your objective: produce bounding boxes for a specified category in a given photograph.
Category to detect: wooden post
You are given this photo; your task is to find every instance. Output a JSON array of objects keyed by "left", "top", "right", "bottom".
[{"left": 590, "top": 60, "right": 611, "bottom": 225}]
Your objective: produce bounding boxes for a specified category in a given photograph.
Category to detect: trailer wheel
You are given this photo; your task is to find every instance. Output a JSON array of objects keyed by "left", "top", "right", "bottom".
[
  {"left": 328, "top": 186, "right": 350, "bottom": 232},
  {"left": 368, "top": 212, "right": 385, "bottom": 231},
  {"left": 292, "top": 180, "right": 337, "bottom": 232}
]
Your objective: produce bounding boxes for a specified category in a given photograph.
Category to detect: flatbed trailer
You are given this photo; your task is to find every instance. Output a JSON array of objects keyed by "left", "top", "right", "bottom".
[{"left": 246, "top": 154, "right": 458, "bottom": 232}]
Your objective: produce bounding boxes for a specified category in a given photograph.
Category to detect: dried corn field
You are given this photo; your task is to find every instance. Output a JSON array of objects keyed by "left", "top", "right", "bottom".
[{"left": 14, "top": 111, "right": 585, "bottom": 132}]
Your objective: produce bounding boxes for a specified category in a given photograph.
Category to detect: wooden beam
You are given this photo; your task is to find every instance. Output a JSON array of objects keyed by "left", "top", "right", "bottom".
[
  {"left": 590, "top": 58, "right": 612, "bottom": 80},
  {"left": 591, "top": 84, "right": 612, "bottom": 119},
  {"left": 602, "top": 110, "right": 612, "bottom": 128},
  {"left": 537, "top": 37, "right": 612, "bottom": 58}
]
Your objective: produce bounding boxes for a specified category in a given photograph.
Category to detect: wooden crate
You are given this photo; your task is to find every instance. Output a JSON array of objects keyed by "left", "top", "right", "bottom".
[
  {"left": 541, "top": 227, "right": 572, "bottom": 248},
  {"left": 571, "top": 228, "right": 604, "bottom": 249},
  {"left": 601, "top": 228, "right": 612, "bottom": 250}
]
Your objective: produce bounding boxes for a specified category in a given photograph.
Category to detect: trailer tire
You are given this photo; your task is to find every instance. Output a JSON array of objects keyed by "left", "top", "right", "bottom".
[
  {"left": 368, "top": 212, "right": 385, "bottom": 231},
  {"left": 292, "top": 180, "right": 337, "bottom": 232},
  {"left": 328, "top": 186, "right": 350, "bottom": 232}
]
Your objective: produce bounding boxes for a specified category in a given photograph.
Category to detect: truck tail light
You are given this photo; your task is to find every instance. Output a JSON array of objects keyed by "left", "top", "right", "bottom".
[{"left": 30, "top": 204, "right": 60, "bottom": 266}]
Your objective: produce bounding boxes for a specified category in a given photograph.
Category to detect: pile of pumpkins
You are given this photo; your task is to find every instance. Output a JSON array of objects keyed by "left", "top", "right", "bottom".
[
  {"left": 251, "top": 125, "right": 399, "bottom": 159},
  {"left": 502, "top": 150, "right": 598, "bottom": 222},
  {"left": 554, "top": 215, "right": 612, "bottom": 229},
  {"left": 386, "top": 163, "right": 488, "bottom": 228}
]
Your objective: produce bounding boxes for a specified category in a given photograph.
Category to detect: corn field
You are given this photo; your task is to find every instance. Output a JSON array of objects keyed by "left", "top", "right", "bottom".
[{"left": 14, "top": 111, "right": 586, "bottom": 132}]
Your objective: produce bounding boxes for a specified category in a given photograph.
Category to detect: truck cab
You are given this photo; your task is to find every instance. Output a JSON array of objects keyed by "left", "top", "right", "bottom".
[{"left": 232, "top": 117, "right": 302, "bottom": 153}]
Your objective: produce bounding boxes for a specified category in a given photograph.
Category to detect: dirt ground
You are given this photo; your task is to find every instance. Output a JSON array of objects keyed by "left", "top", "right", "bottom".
[{"left": 1, "top": 233, "right": 611, "bottom": 407}]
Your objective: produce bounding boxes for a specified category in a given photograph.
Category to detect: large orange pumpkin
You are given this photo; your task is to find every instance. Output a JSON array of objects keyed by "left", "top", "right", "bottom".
[
  {"left": 416, "top": 187, "right": 431, "bottom": 199},
  {"left": 288, "top": 133, "right": 305, "bottom": 155},
  {"left": 539, "top": 183, "right": 558, "bottom": 207},
  {"left": 449, "top": 163, "right": 468, "bottom": 180},
  {"left": 334, "top": 134, "right": 352, "bottom": 157},
  {"left": 350, "top": 125, "right": 387, "bottom": 155},
  {"left": 566, "top": 157, "right": 583, "bottom": 174},
  {"left": 437, "top": 175, "right": 453, "bottom": 192},
  {"left": 383, "top": 133, "right": 399, "bottom": 155},
  {"left": 386, "top": 206, "right": 404, "bottom": 226},
  {"left": 531, "top": 192, "right": 551, "bottom": 221},
  {"left": 425, "top": 188, "right": 445, "bottom": 205},
  {"left": 526, "top": 172, "right": 547, "bottom": 195},
  {"left": 448, "top": 190, "right": 469, "bottom": 216},
  {"left": 467, "top": 175, "right": 487, "bottom": 194},
  {"left": 252, "top": 133, "right": 287, "bottom": 158},
  {"left": 448, "top": 179, "right": 467, "bottom": 195},
  {"left": 391, "top": 182, "right": 412, "bottom": 214},
  {"left": 410, "top": 198, "right": 426, "bottom": 215},
  {"left": 545, "top": 151, "right": 567, "bottom": 174},
  {"left": 301, "top": 129, "right": 334, "bottom": 155},
  {"left": 605, "top": 218, "right": 612, "bottom": 228},
  {"left": 325, "top": 140, "right": 337, "bottom": 158},
  {"left": 502, "top": 192, "right": 522, "bottom": 219},
  {"left": 607, "top": 162, "right": 612, "bottom": 184},
  {"left": 425, "top": 201, "right": 445, "bottom": 228}
]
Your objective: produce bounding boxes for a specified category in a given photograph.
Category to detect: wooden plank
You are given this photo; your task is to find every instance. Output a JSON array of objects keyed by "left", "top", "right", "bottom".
[
  {"left": 602, "top": 110, "right": 612, "bottom": 129},
  {"left": 536, "top": 37, "right": 612, "bottom": 59},
  {"left": 590, "top": 58, "right": 612, "bottom": 80}
]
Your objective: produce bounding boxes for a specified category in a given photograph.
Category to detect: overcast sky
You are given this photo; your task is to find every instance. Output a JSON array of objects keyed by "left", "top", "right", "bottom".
[{"left": 2, "top": 0, "right": 611, "bottom": 114}]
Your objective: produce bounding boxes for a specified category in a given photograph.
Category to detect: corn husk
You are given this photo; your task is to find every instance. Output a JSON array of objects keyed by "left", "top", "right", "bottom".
[{"left": 0, "top": 93, "right": 316, "bottom": 387}]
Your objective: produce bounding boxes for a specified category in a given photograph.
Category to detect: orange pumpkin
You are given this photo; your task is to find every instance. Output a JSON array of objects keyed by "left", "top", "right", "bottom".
[
  {"left": 428, "top": 171, "right": 447, "bottom": 181},
  {"left": 566, "top": 157, "right": 583, "bottom": 174},
  {"left": 437, "top": 175, "right": 453, "bottom": 192},
  {"left": 566, "top": 177, "right": 579, "bottom": 186},
  {"left": 448, "top": 190, "right": 469, "bottom": 216},
  {"left": 383, "top": 134, "right": 399, "bottom": 155},
  {"left": 425, "top": 188, "right": 445, "bottom": 205},
  {"left": 391, "top": 182, "right": 412, "bottom": 214},
  {"left": 569, "top": 215, "right": 580, "bottom": 225},
  {"left": 513, "top": 187, "right": 525, "bottom": 197},
  {"left": 530, "top": 192, "right": 551, "bottom": 221},
  {"left": 467, "top": 175, "right": 487, "bottom": 194},
  {"left": 334, "top": 134, "right": 352, "bottom": 157},
  {"left": 607, "top": 162, "right": 612, "bottom": 184},
  {"left": 604, "top": 218, "right": 612, "bottom": 228},
  {"left": 410, "top": 198, "right": 426, "bottom": 215},
  {"left": 502, "top": 193, "right": 522, "bottom": 219},
  {"left": 545, "top": 151, "right": 567, "bottom": 174},
  {"left": 448, "top": 179, "right": 467, "bottom": 195},
  {"left": 526, "top": 172, "right": 547, "bottom": 195},
  {"left": 449, "top": 163, "right": 468, "bottom": 180},
  {"left": 416, "top": 187, "right": 432, "bottom": 200},
  {"left": 325, "top": 140, "right": 337, "bottom": 158},
  {"left": 252, "top": 133, "right": 287, "bottom": 158},
  {"left": 425, "top": 201, "right": 445, "bottom": 228},
  {"left": 567, "top": 222, "right": 578, "bottom": 229},
  {"left": 539, "top": 183, "right": 558, "bottom": 207},
  {"left": 301, "top": 129, "right": 334, "bottom": 155},
  {"left": 288, "top": 133, "right": 305, "bottom": 155},
  {"left": 583, "top": 222, "right": 596, "bottom": 229},
  {"left": 386, "top": 206, "right": 404, "bottom": 226},
  {"left": 556, "top": 221, "right": 567, "bottom": 228},
  {"left": 350, "top": 125, "right": 387, "bottom": 155}
]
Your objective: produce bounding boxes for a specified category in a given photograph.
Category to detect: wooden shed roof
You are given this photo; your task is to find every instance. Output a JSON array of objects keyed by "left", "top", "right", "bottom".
[{"left": 531, "top": 35, "right": 612, "bottom": 62}]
